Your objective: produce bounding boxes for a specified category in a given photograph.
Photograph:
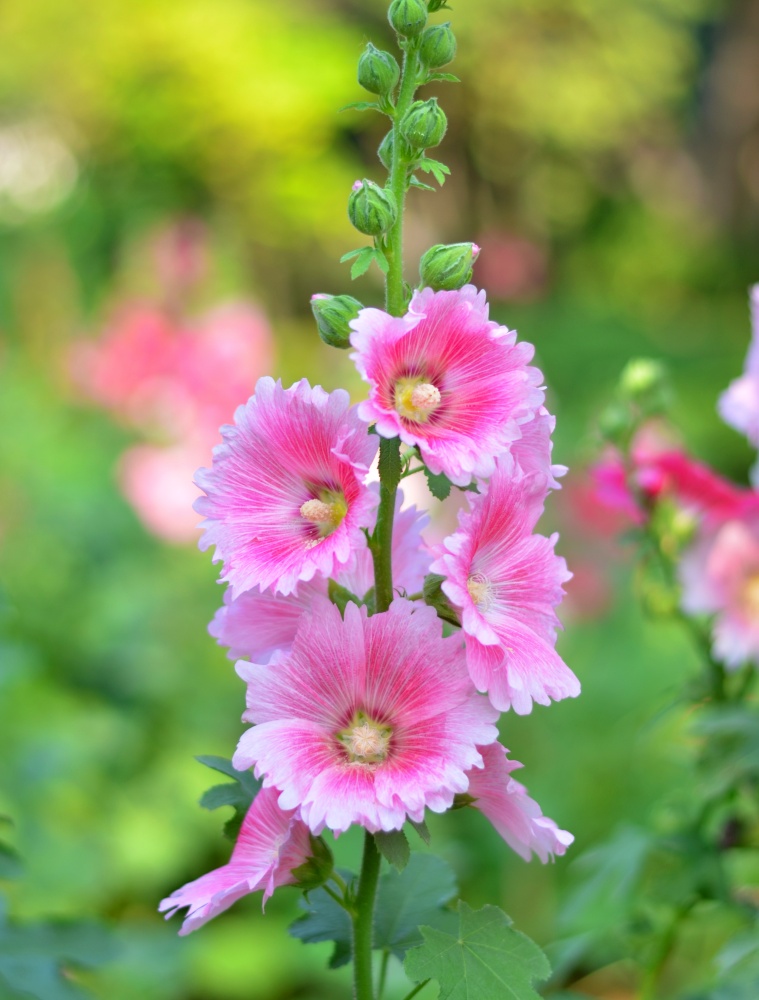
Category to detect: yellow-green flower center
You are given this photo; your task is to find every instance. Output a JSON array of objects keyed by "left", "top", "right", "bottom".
[
  {"left": 467, "top": 574, "right": 491, "bottom": 608},
  {"left": 338, "top": 712, "right": 392, "bottom": 765},
  {"left": 299, "top": 490, "right": 348, "bottom": 538},
  {"left": 394, "top": 377, "right": 441, "bottom": 422}
]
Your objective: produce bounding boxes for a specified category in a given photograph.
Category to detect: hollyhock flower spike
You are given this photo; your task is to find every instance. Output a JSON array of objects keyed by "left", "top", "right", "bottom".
[
  {"left": 159, "top": 787, "right": 313, "bottom": 935},
  {"left": 431, "top": 452, "right": 579, "bottom": 714},
  {"left": 350, "top": 285, "right": 545, "bottom": 486},
  {"left": 680, "top": 512, "right": 759, "bottom": 670},
  {"left": 719, "top": 284, "right": 759, "bottom": 451},
  {"left": 194, "top": 377, "right": 378, "bottom": 597},
  {"left": 210, "top": 488, "right": 431, "bottom": 662},
  {"left": 233, "top": 599, "right": 499, "bottom": 834},
  {"left": 465, "top": 743, "right": 574, "bottom": 862}
]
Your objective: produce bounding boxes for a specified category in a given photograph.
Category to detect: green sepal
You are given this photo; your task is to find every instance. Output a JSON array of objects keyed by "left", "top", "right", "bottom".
[
  {"left": 418, "top": 156, "right": 451, "bottom": 186},
  {"left": 328, "top": 579, "right": 364, "bottom": 616},
  {"left": 292, "top": 836, "right": 334, "bottom": 891},
  {"left": 339, "top": 101, "right": 383, "bottom": 113},
  {"left": 422, "top": 573, "right": 461, "bottom": 628},
  {"left": 374, "top": 829, "right": 410, "bottom": 872},
  {"left": 404, "top": 901, "right": 551, "bottom": 1000},
  {"left": 196, "top": 755, "right": 262, "bottom": 841},
  {"left": 452, "top": 792, "right": 477, "bottom": 810}
]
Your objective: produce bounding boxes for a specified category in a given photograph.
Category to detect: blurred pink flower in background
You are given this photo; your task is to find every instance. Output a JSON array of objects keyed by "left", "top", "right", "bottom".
[
  {"left": 69, "top": 221, "right": 274, "bottom": 542},
  {"left": 719, "top": 285, "right": 759, "bottom": 458}
]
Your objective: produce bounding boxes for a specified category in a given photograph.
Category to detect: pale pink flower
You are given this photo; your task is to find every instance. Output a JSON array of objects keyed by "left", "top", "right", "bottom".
[
  {"left": 680, "top": 512, "right": 759, "bottom": 670},
  {"left": 431, "top": 453, "right": 579, "bottom": 714},
  {"left": 350, "top": 285, "right": 544, "bottom": 487},
  {"left": 158, "top": 787, "right": 312, "bottom": 935},
  {"left": 233, "top": 600, "right": 498, "bottom": 834},
  {"left": 195, "top": 378, "right": 378, "bottom": 597},
  {"left": 465, "top": 743, "right": 573, "bottom": 862},
  {"left": 210, "top": 488, "right": 430, "bottom": 662},
  {"left": 719, "top": 285, "right": 759, "bottom": 450}
]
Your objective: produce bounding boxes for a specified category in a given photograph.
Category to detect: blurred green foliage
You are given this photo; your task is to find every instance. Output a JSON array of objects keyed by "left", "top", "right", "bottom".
[{"left": 1, "top": 0, "right": 758, "bottom": 997}]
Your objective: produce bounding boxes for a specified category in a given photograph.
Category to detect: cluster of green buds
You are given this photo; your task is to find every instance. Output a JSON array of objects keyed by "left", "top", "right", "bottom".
[
  {"left": 313, "top": 0, "right": 479, "bottom": 347},
  {"left": 599, "top": 358, "right": 673, "bottom": 446}
]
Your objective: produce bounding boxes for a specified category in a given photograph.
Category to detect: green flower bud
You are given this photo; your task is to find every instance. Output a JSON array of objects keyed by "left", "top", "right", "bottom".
[
  {"left": 310, "top": 293, "right": 363, "bottom": 349},
  {"left": 378, "top": 130, "right": 394, "bottom": 171},
  {"left": 419, "top": 22, "right": 456, "bottom": 68},
  {"left": 419, "top": 242, "right": 480, "bottom": 291},
  {"left": 388, "top": 0, "right": 427, "bottom": 37},
  {"left": 399, "top": 98, "right": 447, "bottom": 150},
  {"left": 348, "top": 179, "right": 397, "bottom": 236},
  {"left": 357, "top": 43, "right": 400, "bottom": 96}
]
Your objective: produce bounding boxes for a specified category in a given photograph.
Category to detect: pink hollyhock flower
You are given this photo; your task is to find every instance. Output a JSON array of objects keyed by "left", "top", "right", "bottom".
[
  {"left": 719, "top": 285, "right": 759, "bottom": 451},
  {"left": 465, "top": 743, "right": 573, "bottom": 862},
  {"left": 431, "top": 453, "right": 579, "bottom": 714},
  {"left": 233, "top": 599, "right": 498, "bottom": 834},
  {"left": 680, "top": 512, "right": 759, "bottom": 669},
  {"left": 158, "top": 787, "right": 312, "bottom": 935},
  {"left": 350, "top": 285, "right": 544, "bottom": 487},
  {"left": 195, "top": 378, "right": 378, "bottom": 597},
  {"left": 209, "top": 488, "right": 430, "bottom": 662}
]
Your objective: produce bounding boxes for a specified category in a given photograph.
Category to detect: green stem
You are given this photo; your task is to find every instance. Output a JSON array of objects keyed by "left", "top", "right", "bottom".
[
  {"left": 352, "top": 831, "right": 382, "bottom": 1000},
  {"left": 400, "top": 981, "right": 431, "bottom": 1000},
  {"left": 372, "top": 437, "right": 402, "bottom": 613},
  {"left": 377, "top": 950, "right": 390, "bottom": 999}
]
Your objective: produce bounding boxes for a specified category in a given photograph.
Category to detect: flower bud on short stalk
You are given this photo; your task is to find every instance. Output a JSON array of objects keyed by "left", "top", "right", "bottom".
[
  {"left": 420, "top": 242, "right": 479, "bottom": 291},
  {"left": 357, "top": 43, "right": 400, "bottom": 96},
  {"left": 400, "top": 98, "right": 447, "bottom": 150},
  {"left": 419, "top": 22, "right": 457, "bottom": 68},
  {"left": 310, "top": 293, "right": 363, "bottom": 349},
  {"left": 388, "top": 0, "right": 428, "bottom": 37},
  {"left": 348, "top": 179, "right": 397, "bottom": 236}
]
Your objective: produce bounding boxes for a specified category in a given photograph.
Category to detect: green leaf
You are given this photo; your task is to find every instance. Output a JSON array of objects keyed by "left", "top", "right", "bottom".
[
  {"left": 374, "top": 854, "right": 457, "bottom": 959},
  {"left": 374, "top": 829, "right": 410, "bottom": 872},
  {"left": 404, "top": 901, "right": 551, "bottom": 1000},
  {"left": 196, "top": 756, "right": 262, "bottom": 841},
  {"left": 350, "top": 247, "right": 377, "bottom": 279},
  {"left": 426, "top": 72, "right": 461, "bottom": 84},
  {"left": 328, "top": 579, "right": 363, "bottom": 616},
  {"left": 340, "top": 247, "right": 364, "bottom": 263},
  {"left": 422, "top": 573, "right": 461, "bottom": 628},
  {"left": 692, "top": 704, "right": 759, "bottom": 796},
  {"left": 0, "top": 844, "right": 22, "bottom": 881},
  {"left": 0, "top": 897, "right": 118, "bottom": 1000},
  {"left": 423, "top": 466, "right": 452, "bottom": 500},
  {"left": 409, "top": 818, "right": 431, "bottom": 845},
  {"left": 339, "top": 101, "right": 381, "bottom": 113},
  {"left": 289, "top": 874, "right": 354, "bottom": 969},
  {"left": 418, "top": 157, "right": 451, "bottom": 187},
  {"left": 373, "top": 248, "right": 390, "bottom": 274},
  {"left": 409, "top": 175, "right": 436, "bottom": 192}
]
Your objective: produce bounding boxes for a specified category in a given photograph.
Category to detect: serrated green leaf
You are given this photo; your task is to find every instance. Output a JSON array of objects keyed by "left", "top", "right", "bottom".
[
  {"left": 409, "top": 818, "right": 431, "bottom": 845},
  {"left": 373, "top": 249, "right": 390, "bottom": 274},
  {"left": 0, "top": 900, "right": 118, "bottom": 1000},
  {"left": 404, "top": 901, "right": 551, "bottom": 1000},
  {"left": 374, "top": 829, "right": 410, "bottom": 872},
  {"left": 375, "top": 854, "right": 457, "bottom": 959},
  {"left": 423, "top": 466, "right": 452, "bottom": 500},
  {"left": 196, "top": 757, "right": 262, "bottom": 842},
  {"left": 351, "top": 248, "right": 376, "bottom": 279},
  {"left": 340, "top": 247, "right": 364, "bottom": 263},
  {"left": 289, "top": 874, "right": 353, "bottom": 969},
  {"left": 418, "top": 157, "right": 451, "bottom": 187}
]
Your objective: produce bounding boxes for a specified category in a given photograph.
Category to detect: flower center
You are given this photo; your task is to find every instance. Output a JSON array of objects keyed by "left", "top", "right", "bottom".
[
  {"left": 299, "top": 490, "right": 348, "bottom": 538},
  {"left": 394, "top": 377, "right": 441, "bottom": 422},
  {"left": 741, "top": 573, "right": 759, "bottom": 617},
  {"left": 467, "top": 573, "right": 491, "bottom": 608},
  {"left": 337, "top": 712, "right": 392, "bottom": 765}
]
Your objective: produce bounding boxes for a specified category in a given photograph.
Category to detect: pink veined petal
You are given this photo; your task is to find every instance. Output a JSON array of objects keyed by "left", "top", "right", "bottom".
[
  {"left": 194, "top": 377, "right": 378, "bottom": 598},
  {"left": 158, "top": 787, "right": 312, "bottom": 935},
  {"left": 350, "top": 286, "right": 545, "bottom": 486},
  {"left": 233, "top": 599, "right": 498, "bottom": 835},
  {"left": 466, "top": 743, "right": 573, "bottom": 862}
]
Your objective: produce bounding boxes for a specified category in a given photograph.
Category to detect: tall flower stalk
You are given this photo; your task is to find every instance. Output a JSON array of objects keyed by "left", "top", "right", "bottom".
[{"left": 160, "top": 3, "right": 577, "bottom": 998}]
